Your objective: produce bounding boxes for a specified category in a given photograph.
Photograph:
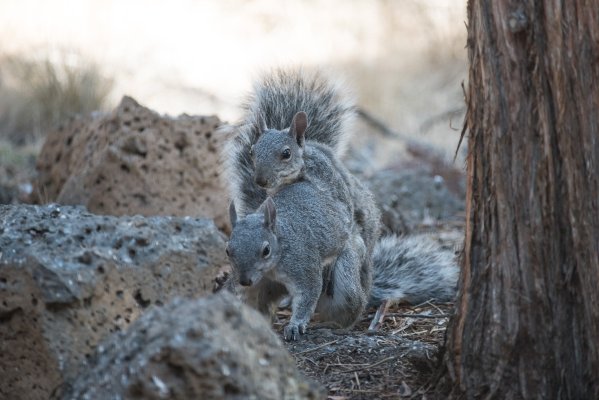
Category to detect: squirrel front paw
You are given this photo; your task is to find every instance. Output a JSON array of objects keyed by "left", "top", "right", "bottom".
[{"left": 283, "top": 322, "right": 307, "bottom": 341}]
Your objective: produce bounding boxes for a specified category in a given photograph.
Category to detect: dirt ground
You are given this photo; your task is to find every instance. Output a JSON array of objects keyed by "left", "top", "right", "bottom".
[
  {"left": 279, "top": 301, "right": 452, "bottom": 400},
  {"left": 274, "top": 222, "right": 463, "bottom": 400}
]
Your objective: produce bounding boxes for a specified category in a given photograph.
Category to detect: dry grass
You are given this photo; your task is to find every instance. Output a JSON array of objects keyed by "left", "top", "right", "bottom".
[
  {"left": 0, "top": 0, "right": 467, "bottom": 162},
  {"left": 0, "top": 51, "right": 113, "bottom": 144}
]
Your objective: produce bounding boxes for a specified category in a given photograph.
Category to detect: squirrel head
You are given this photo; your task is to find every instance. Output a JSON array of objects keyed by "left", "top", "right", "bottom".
[
  {"left": 251, "top": 111, "right": 307, "bottom": 192},
  {"left": 226, "top": 197, "right": 280, "bottom": 287}
]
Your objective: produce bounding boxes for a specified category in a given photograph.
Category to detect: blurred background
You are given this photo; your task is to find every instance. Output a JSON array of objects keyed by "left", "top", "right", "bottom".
[{"left": 0, "top": 0, "right": 467, "bottom": 198}]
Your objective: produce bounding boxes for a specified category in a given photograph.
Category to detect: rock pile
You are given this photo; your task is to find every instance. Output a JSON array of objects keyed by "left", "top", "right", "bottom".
[{"left": 0, "top": 204, "right": 227, "bottom": 400}]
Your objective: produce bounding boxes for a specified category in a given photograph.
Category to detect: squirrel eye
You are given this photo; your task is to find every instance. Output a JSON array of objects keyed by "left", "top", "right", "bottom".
[
  {"left": 225, "top": 243, "right": 230, "bottom": 257},
  {"left": 262, "top": 243, "right": 271, "bottom": 258},
  {"left": 281, "top": 148, "right": 291, "bottom": 160}
]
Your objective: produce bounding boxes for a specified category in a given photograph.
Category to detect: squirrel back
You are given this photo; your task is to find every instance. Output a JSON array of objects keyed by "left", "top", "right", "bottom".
[{"left": 223, "top": 68, "right": 356, "bottom": 216}]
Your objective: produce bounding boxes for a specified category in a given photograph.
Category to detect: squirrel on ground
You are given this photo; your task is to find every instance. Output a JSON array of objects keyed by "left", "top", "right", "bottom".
[{"left": 222, "top": 68, "right": 458, "bottom": 340}]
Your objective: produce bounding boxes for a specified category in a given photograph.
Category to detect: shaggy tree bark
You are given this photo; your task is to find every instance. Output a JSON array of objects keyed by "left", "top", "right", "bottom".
[{"left": 439, "top": 1, "right": 599, "bottom": 398}]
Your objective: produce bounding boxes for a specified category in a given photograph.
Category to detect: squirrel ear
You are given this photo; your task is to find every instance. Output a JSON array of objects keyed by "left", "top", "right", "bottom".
[
  {"left": 254, "top": 113, "right": 267, "bottom": 135},
  {"left": 229, "top": 201, "right": 238, "bottom": 228},
  {"left": 290, "top": 111, "right": 307, "bottom": 148},
  {"left": 260, "top": 197, "right": 277, "bottom": 231}
]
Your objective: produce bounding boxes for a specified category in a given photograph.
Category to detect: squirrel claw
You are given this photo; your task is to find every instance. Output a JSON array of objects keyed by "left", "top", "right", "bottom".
[{"left": 283, "top": 323, "right": 306, "bottom": 341}]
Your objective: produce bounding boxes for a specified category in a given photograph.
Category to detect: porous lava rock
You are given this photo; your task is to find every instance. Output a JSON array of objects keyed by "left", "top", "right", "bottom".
[
  {"left": 60, "top": 293, "right": 324, "bottom": 400},
  {"left": 0, "top": 204, "right": 228, "bottom": 400},
  {"left": 33, "top": 96, "right": 230, "bottom": 231}
]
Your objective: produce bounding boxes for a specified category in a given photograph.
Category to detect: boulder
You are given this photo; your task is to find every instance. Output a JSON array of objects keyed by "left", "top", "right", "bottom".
[
  {"left": 0, "top": 204, "right": 228, "bottom": 400},
  {"left": 366, "top": 168, "right": 464, "bottom": 235},
  {"left": 33, "top": 96, "right": 231, "bottom": 231},
  {"left": 60, "top": 293, "right": 323, "bottom": 400}
]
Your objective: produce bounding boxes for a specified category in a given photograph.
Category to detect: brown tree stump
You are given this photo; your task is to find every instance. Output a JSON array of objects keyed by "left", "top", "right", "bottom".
[{"left": 438, "top": 1, "right": 599, "bottom": 399}]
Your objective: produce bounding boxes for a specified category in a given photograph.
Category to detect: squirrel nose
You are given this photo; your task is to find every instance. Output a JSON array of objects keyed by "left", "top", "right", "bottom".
[
  {"left": 239, "top": 278, "right": 252, "bottom": 286},
  {"left": 239, "top": 277, "right": 253, "bottom": 286},
  {"left": 255, "top": 175, "right": 268, "bottom": 188}
]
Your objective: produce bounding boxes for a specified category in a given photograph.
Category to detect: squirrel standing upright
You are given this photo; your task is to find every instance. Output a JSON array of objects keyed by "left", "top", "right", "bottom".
[{"left": 223, "top": 68, "right": 458, "bottom": 340}]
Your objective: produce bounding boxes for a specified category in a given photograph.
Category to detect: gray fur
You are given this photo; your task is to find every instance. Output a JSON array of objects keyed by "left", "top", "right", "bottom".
[
  {"left": 369, "top": 235, "right": 459, "bottom": 307},
  {"left": 248, "top": 112, "right": 382, "bottom": 300},
  {"left": 222, "top": 68, "right": 378, "bottom": 295},
  {"left": 227, "top": 198, "right": 459, "bottom": 340},
  {"left": 222, "top": 68, "right": 356, "bottom": 216},
  {"left": 224, "top": 69, "right": 458, "bottom": 340},
  {"left": 227, "top": 184, "right": 366, "bottom": 340}
]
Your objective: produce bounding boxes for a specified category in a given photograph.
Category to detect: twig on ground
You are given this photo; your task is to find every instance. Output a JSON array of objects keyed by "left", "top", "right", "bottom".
[
  {"left": 368, "top": 299, "right": 390, "bottom": 331},
  {"left": 294, "top": 339, "right": 340, "bottom": 355},
  {"left": 385, "top": 313, "right": 450, "bottom": 319},
  {"left": 342, "top": 355, "right": 398, "bottom": 374}
]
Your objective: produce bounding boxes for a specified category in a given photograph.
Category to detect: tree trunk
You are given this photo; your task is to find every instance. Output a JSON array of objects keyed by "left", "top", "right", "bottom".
[{"left": 439, "top": 1, "right": 599, "bottom": 398}]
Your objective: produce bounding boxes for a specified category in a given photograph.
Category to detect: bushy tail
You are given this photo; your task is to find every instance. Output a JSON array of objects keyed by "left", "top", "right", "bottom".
[
  {"left": 368, "top": 235, "right": 459, "bottom": 307},
  {"left": 223, "top": 68, "right": 356, "bottom": 215}
]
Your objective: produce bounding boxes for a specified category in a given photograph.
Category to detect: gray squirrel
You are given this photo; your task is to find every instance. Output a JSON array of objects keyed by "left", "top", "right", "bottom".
[
  {"left": 223, "top": 69, "right": 381, "bottom": 291},
  {"left": 223, "top": 68, "right": 458, "bottom": 340},
  {"left": 227, "top": 196, "right": 457, "bottom": 340},
  {"left": 223, "top": 68, "right": 357, "bottom": 217},
  {"left": 227, "top": 192, "right": 367, "bottom": 341}
]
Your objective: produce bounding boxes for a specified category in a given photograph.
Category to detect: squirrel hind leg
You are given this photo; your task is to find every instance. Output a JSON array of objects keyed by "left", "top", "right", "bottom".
[{"left": 316, "top": 243, "right": 368, "bottom": 328}]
